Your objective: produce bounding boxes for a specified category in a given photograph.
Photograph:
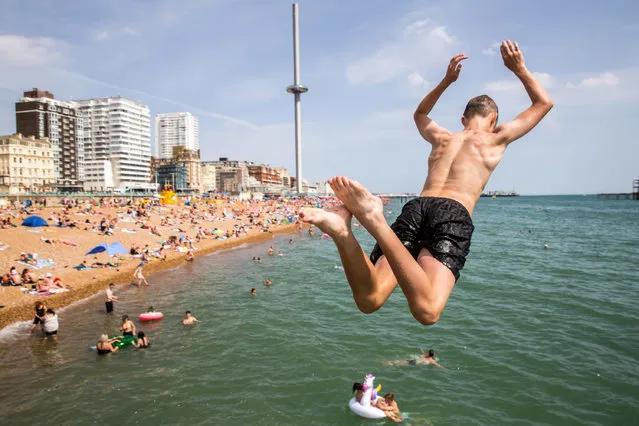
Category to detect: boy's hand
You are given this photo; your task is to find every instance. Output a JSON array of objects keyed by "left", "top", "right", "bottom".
[
  {"left": 443, "top": 54, "right": 468, "bottom": 84},
  {"left": 501, "top": 40, "right": 526, "bottom": 74}
]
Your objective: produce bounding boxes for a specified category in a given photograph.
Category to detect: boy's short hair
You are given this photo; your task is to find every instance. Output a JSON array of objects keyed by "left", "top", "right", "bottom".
[{"left": 463, "top": 95, "right": 499, "bottom": 122}]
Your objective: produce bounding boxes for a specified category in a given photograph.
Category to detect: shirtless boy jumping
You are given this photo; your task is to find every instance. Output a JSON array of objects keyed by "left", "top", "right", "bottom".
[{"left": 300, "top": 41, "right": 552, "bottom": 325}]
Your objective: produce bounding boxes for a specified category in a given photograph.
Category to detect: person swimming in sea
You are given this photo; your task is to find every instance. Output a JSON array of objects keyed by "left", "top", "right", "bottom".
[
  {"left": 183, "top": 311, "right": 199, "bottom": 325},
  {"left": 383, "top": 349, "right": 441, "bottom": 367}
]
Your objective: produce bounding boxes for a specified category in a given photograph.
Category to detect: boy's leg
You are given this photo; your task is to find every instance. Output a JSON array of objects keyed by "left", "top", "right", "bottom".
[
  {"left": 299, "top": 205, "right": 398, "bottom": 313},
  {"left": 329, "top": 176, "right": 455, "bottom": 325}
]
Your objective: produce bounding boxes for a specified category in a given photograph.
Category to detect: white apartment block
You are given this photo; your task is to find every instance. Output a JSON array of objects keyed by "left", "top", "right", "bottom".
[
  {"left": 73, "top": 97, "right": 153, "bottom": 190},
  {"left": 155, "top": 112, "right": 199, "bottom": 160},
  {"left": 82, "top": 160, "right": 114, "bottom": 191}
]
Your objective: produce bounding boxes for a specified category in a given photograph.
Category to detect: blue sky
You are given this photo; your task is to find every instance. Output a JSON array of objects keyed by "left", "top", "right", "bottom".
[{"left": 0, "top": 0, "right": 637, "bottom": 194}]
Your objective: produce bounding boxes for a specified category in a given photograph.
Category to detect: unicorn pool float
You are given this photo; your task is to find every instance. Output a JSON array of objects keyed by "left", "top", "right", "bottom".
[{"left": 348, "top": 373, "right": 387, "bottom": 419}]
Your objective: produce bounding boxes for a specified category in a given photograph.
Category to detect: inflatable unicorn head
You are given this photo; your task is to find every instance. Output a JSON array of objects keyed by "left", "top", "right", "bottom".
[{"left": 362, "top": 374, "right": 381, "bottom": 401}]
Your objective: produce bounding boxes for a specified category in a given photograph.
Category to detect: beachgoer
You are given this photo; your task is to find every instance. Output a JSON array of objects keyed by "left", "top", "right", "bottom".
[
  {"left": 375, "top": 393, "right": 403, "bottom": 423},
  {"left": 268, "top": 246, "right": 275, "bottom": 256},
  {"left": 383, "top": 349, "right": 442, "bottom": 367},
  {"left": 186, "top": 250, "right": 194, "bottom": 261},
  {"left": 120, "top": 315, "right": 136, "bottom": 337},
  {"left": 352, "top": 382, "right": 365, "bottom": 403},
  {"left": 135, "top": 331, "right": 150, "bottom": 348},
  {"left": 96, "top": 334, "right": 120, "bottom": 354},
  {"left": 134, "top": 262, "right": 149, "bottom": 286},
  {"left": 105, "top": 283, "right": 118, "bottom": 313},
  {"left": 277, "top": 250, "right": 283, "bottom": 257},
  {"left": 28, "top": 301, "right": 46, "bottom": 335},
  {"left": 183, "top": 311, "right": 199, "bottom": 325},
  {"left": 299, "top": 41, "right": 553, "bottom": 325},
  {"left": 43, "top": 308, "right": 59, "bottom": 340},
  {"left": 250, "top": 288, "right": 256, "bottom": 296},
  {"left": 264, "top": 279, "right": 272, "bottom": 287}
]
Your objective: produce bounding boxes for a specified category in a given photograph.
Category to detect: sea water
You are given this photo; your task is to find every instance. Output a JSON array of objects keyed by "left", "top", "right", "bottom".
[{"left": 0, "top": 196, "right": 638, "bottom": 425}]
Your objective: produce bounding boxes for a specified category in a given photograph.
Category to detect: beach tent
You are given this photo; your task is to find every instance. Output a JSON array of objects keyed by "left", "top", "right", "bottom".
[
  {"left": 86, "top": 242, "right": 128, "bottom": 256},
  {"left": 21, "top": 216, "right": 49, "bottom": 227},
  {"left": 86, "top": 243, "right": 109, "bottom": 255},
  {"left": 107, "top": 242, "right": 128, "bottom": 256}
]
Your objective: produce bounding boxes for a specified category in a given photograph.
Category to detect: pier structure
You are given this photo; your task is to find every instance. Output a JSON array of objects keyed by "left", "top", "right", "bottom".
[{"left": 596, "top": 179, "right": 639, "bottom": 200}]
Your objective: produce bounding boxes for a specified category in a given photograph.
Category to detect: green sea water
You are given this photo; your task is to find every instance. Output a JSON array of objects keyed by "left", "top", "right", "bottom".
[{"left": 1, "top": 196, "right": 638, "bottom": 425}]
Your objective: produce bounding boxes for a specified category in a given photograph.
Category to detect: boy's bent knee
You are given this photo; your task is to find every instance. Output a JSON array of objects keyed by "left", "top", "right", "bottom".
[
  {"left": 411, "top": 306, "right": 442, "bottom": 326},
  {"left": 354, "top": 294, "right": 383, "bottom": 315}
]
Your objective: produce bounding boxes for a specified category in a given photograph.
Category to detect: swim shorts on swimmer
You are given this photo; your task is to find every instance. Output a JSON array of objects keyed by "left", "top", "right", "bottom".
[{"left": 370, "top": 197, "right": 474, "bottom": 281}]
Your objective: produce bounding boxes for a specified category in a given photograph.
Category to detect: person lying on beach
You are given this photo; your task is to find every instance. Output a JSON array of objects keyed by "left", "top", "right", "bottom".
[
  {"left": 36, "top": 276, "right": 49, "bottom": 292},
  {"left": 96, "top": 334, "right": 120, "bottom": 354},
  {"left": 183, "top": 311, "right": 199, "bottom": 325},
  {"left": 375, "top": 393, "right": 403, "bottom": 423},
  {"left": 135, "top": 331, "right": 150, "bottom": 348},
  {"left": 299, "top": 41, "right": 553, "bottom": 325},
  {"left": 383, "top": 349, "right": 441, "bottom": 367},
  {"left": 120, "top": 315, "right": 136, "bottom": 337}
]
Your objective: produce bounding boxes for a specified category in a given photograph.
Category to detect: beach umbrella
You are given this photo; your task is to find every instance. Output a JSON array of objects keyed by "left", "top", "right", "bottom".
[{"left": 21, "top": 216, "right": 49, "bottom": 227}]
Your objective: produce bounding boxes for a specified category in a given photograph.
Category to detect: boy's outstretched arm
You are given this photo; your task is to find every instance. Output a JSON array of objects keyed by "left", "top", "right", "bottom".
[
  {"left": 414, "top": 54, "right": 467, "bottom": 144},
  {"left": 494, "top": 40, "right": 554, "bottom": 144}
]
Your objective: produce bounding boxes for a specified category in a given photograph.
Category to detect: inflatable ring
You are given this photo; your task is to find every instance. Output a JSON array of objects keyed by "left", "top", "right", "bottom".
[
  {"left": 348, "top": 397, "right": 386, "bottom": 419},
  {"left": 349, "top": 374, "right": 387, "bottom": 419},
  {"left": 139, "top": 312, "right": 163, "bottom": 321}
]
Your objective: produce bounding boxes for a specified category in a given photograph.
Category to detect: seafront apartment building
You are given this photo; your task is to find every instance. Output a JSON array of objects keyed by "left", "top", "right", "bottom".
[
  {"left": 0, "top": 133, "right": 54, "bottom": 193},
  {"left": 15, "top": 89, "right": 82, "bottom": 188},
  {"left": 73, "top": 97, "right": 153, "bottom": 191},
  {"left": 155, "top": 112, "right": 199, "bottom": 160}
]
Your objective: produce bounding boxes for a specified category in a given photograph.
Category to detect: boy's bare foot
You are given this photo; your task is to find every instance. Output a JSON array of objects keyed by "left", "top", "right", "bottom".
[
  {"left": 299, "top": 205, "right": 352, "bottom": 241},
  {"left": 328, "top": 176, "right": 385, "bottom": 229}
]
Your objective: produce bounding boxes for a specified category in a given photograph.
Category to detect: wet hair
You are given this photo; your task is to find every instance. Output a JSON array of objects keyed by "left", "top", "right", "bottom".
[
  {"left": 383, "top": 393, "right": 395, "bottom": 402},
  {"left": 148, "top": 306, "right": 154, "bottom": 312},
  {"left": 122, "top": 314, "right": 129, "bottom": 321},
  {"left": 250, "top": 288, "right": 256, "bottom": 293},
  {"left": 463, "top": 95, "right": 498, "bottom": 123},
  {"left": 185, "top": 311, "right": 191, "bottom": 315},
  {"left": 137, "top": 331, "right": 146, "bottom": 339},
  {"left": 429, "top": 349, "right": 435, "bottom": 357},
  {"left": 352, "top": 382, "right": 363, "bottom": 393}
]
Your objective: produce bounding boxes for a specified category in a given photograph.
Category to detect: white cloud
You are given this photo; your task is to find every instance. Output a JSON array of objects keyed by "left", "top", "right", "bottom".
[
  {"left": 0, "top": 35, "right": 66, "bottom": 66},
  {"left": 481, "top": 41, "right": 501, "bottom": 56},
  {"left": 484, "top": 72, "right": 555, "bottom": 92},
  {"left": 346, "top": 19, "right": 457, "bottom": 86},
  {"left": 92, "top": 27, "right": 141, "bottom": 42},
  {"left": 566, "top": 72, "right": 619, "bottom": 89},
  {"left": 407, "top": 72, "right": 429, "bottom": 88}
]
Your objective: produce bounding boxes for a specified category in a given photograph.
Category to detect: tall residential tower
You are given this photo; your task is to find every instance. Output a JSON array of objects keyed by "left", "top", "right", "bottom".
[
  {"left": 15, "top": 88, "right": 82, "bottom": 188},
  {"left": 155, "top": 112, "right": 199, "bottom": 160},
  {"left": 73, "top": 96, "right": 152, "bottom": 191}
]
